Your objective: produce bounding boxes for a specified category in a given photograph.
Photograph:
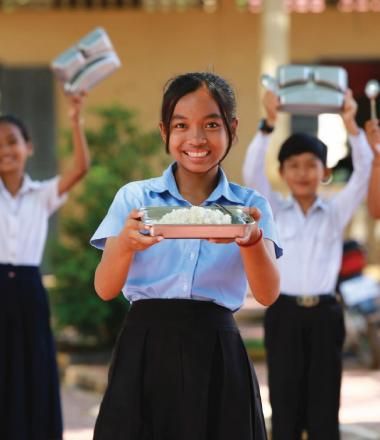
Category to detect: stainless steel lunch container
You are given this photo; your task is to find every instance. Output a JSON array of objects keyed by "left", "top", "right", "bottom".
[
  {"left": 51, "top": 27, "right": 121, "bottom": 95},
  {"left": 141, "top": 206, "right": 255, "bottom": 239},
  {"left": 262, "top": 64, "right": 348, "bottom": 115}
]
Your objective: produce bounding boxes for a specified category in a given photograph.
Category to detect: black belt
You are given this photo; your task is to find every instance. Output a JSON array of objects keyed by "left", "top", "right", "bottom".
[{"left": 279, "top": 293, "right": 338, "bottom": 308}]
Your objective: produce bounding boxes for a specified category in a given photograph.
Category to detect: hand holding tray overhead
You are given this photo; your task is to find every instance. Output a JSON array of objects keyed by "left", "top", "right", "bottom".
[
  {"left": 51, "top": 27, "right": 121, "bottom": 95},
  {"left": 261, "top": 64, "right": 348, "bottom": 115},
  {"left": 141, "top": 205, "right": 255, "bottom": 239}
]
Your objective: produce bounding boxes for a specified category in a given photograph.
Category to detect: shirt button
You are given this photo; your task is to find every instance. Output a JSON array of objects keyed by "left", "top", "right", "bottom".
[
  {"left": 183, "top": 284, "right": 187, "bottom": 291},
  {"left": 190, "top": 252, "right": 195, "bottom": 260},
  {"left": 8, "top": 271, "right": 16, "bottom": 279}
]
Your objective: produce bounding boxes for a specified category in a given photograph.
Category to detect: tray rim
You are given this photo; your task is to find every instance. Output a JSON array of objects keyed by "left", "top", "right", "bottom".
[
  {"left": 141, "top": 205, "right": 253, "bottom": 226},
  {"left": 147, "top": 222, "right": 255, "bottom": 239}
]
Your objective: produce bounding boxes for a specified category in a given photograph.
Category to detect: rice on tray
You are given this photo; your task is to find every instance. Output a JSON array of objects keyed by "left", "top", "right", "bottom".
[{"left": 158, "top": 206, "right": 232, "bottom": 225}]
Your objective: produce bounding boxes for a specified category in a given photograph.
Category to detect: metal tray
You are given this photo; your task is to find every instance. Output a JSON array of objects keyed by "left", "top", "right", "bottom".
[
  {"left": 261, "top": 64, "right": 347, "bottom": 115},
  {"left": 65, "top": 53, "right": 121, "bottom": 95},
  {"left": 141, "top": 206, "right": 255, "bottom": 239},
  {"left": 51, "top": 27, "right": 121, "bottom": 95}
]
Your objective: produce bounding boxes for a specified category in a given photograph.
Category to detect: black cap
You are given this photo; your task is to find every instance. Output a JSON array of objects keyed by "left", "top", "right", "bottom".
[{"left": 278, "top": 132, "right": 328, "bottom": 166}]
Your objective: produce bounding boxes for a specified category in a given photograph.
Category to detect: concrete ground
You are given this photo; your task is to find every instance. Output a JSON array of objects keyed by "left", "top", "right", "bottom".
[{"left": 61, "top": 360, "right": 380, "bottom": 440}]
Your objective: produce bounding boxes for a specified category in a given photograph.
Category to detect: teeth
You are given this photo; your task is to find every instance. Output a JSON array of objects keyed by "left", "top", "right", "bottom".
[{"left": 187, "top": 151, "right": 208, "bottom": 158}]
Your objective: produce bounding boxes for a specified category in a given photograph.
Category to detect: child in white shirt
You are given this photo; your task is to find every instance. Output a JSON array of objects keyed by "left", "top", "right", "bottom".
[{"left": 242, "top": 89, "right": 372, "bottom": 440}]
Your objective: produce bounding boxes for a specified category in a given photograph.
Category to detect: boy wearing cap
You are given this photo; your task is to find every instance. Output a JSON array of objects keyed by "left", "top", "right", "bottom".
[{"left": 242, "top": 90, "right": 373, "bottom": 440}]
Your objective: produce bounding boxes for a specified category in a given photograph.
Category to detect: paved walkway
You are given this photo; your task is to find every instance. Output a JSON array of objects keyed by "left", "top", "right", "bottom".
[
  {"left": 62, "top": 295, "right": 380, "bottom": 439},
  {"left": 62, "top": 360, "right": 380, "bottom": 440}
]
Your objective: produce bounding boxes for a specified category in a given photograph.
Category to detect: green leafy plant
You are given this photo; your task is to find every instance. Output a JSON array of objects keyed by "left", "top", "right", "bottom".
[{"left": 49, "top": 105, "right": 168, "bottom": 348}]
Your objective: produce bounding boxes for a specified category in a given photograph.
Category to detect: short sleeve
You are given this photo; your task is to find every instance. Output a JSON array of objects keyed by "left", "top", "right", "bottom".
[
  {"left": 90, "top": 185, "right": 139, "bottom": 250},
  {"left": 43, "top": 176, "right": 68, "bottom": 215},
  {"left": 249, "top": 193, "right": 283, "bottom": 259}
]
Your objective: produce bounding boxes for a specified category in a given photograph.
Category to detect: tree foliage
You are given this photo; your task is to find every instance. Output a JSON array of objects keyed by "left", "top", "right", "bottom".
[{"left": 49, "top": 105, "right": 168, "bottom": 347}]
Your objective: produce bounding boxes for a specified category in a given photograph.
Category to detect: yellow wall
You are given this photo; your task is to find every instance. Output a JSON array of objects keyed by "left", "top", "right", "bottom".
[
  {"left": 0, "top": 7, "right": 262, "bottom": 182},
  {"left": 291, "top": 11, "right": 380, "bottom": 61},
  {"left": 0, "top": 7, "right": 379, "bottom": 183}
]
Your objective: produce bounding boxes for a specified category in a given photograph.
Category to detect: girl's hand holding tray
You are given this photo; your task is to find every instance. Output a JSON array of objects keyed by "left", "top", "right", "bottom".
[{"left": 122, "top": 209, "right": 164, "bottom": 251}]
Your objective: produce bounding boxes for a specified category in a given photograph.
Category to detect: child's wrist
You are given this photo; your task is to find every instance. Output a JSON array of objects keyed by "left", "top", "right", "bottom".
[
  {"left": 238, "top": 229, "right": 263, "bottom": 248},
  {"left": 372, "top": 156, "right": 380, "bottom": 166},
  {"left": 70, "top": 116, "right": 84, "bottom": 126},
  {"left": 118, "top": 236, "right": 136, "bottom": 255},
  {"left": 344, "top": 120, "right": 359, "bottom": 136},
  {"left": 266, "top": 115, "right": 277, "bottom": 126}
]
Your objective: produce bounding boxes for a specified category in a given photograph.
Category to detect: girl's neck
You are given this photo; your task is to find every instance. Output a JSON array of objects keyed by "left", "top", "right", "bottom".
[
  {"left": 293, "top": 193, "right": 318, "bottom": 215},
  {"left": 0, "top": 172, "right": 24, "bottom": 197},
  {"left": 174, "top": 165, "right": 219, "bottom": 206}
]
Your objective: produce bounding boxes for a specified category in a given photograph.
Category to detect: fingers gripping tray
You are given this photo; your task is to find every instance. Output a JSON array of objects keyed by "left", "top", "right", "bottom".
[{"left": 51, "top": 27, "right": 121, "bottom": 95}]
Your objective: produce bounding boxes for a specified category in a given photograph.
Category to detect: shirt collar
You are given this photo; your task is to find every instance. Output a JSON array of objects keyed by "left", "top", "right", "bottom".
[
  {"left": 0, "top": 174, "right": 41, "bottom": 197},
  {"left": 147, "top": 163, "right": 243, "bottom": 204},
  {"left": 283, "top": 194, "right": 328, "bottom": 212}
]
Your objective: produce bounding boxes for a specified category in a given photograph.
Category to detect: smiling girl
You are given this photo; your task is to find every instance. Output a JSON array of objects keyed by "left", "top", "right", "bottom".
[
  {"left": 90, "top": 72, "right": 282, "bottom": 440},
  {"left": 0, "top": 94, "right": 90, "bottom": 439}
]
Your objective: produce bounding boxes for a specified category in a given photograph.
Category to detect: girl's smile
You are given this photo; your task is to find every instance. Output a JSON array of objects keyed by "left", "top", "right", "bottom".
[
  {"left": 161, "top": 87, "right": 236, "bottom": 176},
  {"left": 185, "top": 149, "right": 209, "bottom": 159},
  {"left": 0, "top": 122, "right": 32, "bottom": 176}
]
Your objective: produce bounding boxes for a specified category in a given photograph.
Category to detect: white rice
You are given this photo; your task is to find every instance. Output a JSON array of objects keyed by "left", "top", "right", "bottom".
[{"left": 158, "top": 206, "right": 232, "bottom": 225}]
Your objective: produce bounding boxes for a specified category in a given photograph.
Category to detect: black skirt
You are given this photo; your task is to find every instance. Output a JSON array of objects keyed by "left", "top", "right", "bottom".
[
  {"left": 0, "top": 264, "right": 63, "bottom": 440},
  {"left": 94, "top": 299, "right": 267, "bottom": 440}
]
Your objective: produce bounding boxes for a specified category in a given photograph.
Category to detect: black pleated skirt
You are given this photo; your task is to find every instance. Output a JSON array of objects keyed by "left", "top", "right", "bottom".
[
  {"left": 93, "top": 299, "right": 267, "bottom": 440},
  {"left": 0, "top": 264, "right": 63, "bottom": 440}
]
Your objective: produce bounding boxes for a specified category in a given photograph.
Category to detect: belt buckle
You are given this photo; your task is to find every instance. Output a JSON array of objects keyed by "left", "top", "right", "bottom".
[{"left": 296, "top": 295, "right": 319, "bottom": 307}]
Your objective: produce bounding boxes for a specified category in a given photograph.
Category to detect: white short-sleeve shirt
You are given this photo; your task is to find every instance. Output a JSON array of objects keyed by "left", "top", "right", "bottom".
[
  {"left": 242, "top": 130, "right": 373, "bottom": 295},
  {"left": 0, "top": 175, "right": 67, "bottom": 266}
]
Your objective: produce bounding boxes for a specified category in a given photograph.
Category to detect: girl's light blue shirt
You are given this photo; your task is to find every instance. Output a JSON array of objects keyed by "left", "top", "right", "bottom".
[{"left": 91, "top": 164, "right": 282, "bottom": 311}]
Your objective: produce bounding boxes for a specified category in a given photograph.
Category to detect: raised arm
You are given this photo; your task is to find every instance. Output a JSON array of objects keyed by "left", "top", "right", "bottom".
[
  {"left": 58, "top": 94, "right": 91, "bottom": 196},
  {"left": 242, "top": 91, "right": 281, "bottom": 210},
  {"left": 332, "top": 90, "right": 373, "bottom": 226},
  {"left": 365, "top": 119, "right": 380, "bottom": 218}
]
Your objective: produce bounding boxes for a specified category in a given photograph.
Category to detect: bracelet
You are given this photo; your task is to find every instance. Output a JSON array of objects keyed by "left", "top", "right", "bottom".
[{"left": 238, "top": 229, "right": 263, "bottom": 248}]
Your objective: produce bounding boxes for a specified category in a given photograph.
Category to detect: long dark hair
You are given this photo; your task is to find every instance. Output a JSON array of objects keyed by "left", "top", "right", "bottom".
[{"left": 160, "top": 72, "right": 237, "bottom": 158}]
